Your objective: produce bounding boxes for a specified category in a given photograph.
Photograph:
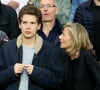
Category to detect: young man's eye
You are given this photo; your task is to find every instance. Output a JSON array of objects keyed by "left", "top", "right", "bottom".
[
  {"left": 31, "top": 22, "right": 35, "bottom": 24},
  {"left": 22, "top": 21, "right": 27, "bottom": 24}
]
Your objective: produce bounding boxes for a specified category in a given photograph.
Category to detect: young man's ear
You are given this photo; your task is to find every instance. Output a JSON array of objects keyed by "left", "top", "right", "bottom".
[{"left": 19, "top": 23, "right": 22, "bottom": 32}]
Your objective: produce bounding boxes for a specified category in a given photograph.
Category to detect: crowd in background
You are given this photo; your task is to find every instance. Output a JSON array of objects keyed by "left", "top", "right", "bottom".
[{"left": 0, "top": 0, "right": 100, "bottom": 90}]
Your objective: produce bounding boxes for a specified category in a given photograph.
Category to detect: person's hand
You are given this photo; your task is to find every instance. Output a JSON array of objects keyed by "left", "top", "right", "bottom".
[
  {"left": 14, "top": 63, "right": 24, "bottom": 75},
  {"left": 24, "top": 64, "right": 34, "bottom": 75},
  {"left": 0, "top": 30, "right": 9, "bottom": 46},
  {"left": 3, "top": 39, "right": 8, "bottom": 42},
  {"left": 0, "top": 39, "right": 8, "bottom": 46}
]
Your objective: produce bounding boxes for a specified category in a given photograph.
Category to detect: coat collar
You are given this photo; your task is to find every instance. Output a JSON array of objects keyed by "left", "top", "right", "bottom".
[{"left": 16, "top": 34, "right": 43, "bottom": 54}]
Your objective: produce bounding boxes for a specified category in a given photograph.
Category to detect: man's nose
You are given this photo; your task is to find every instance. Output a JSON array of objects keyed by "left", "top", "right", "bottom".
[{"left": 26, "top": 23, "right": 31, "bottom": 28}]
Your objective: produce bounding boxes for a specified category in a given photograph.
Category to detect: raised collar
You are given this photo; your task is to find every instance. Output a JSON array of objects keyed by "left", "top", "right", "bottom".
[
  {"left": 16, "top": 34, "right": 43, "bottom": 54},
  {"left": 40, "top": 19, "right": 63, "bottom": 33}
]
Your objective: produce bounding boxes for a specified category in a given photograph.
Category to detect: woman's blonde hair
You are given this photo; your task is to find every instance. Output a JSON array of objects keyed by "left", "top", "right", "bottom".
[{"left": 64, "top": 22, "right": 93, "bottom": 58}]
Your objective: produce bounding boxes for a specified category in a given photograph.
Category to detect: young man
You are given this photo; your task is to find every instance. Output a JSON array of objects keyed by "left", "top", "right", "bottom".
[
  {"left": 0, "top": 5, "right": 64, "bottom": 90},
  {"left": 1, "top": 0, "right": 28, "bottom": 16},
  {"left": 37, "top": 0, "right": 63, "bottom": 46}
]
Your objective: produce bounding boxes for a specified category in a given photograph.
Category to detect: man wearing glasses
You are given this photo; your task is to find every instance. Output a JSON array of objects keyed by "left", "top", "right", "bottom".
[{"left": 37, "top": 0, "right": 63, "bottom": 46}]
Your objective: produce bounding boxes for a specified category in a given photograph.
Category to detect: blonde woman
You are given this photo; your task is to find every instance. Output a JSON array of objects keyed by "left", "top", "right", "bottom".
[{"left": 59, "top": 22, "right": 100, "bottom": 90}]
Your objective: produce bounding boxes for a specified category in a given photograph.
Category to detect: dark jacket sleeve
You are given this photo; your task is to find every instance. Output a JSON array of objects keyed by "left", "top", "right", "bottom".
[
  {"left": 8, "top": 8, "right": 20, "bottom": 39},
  {"left": 29, "top": 49, "right": 64, "bottom": 88},
  {"left": 0, "top": 46, "right": 18, "bottom": 87},
  {"left": 84, "top": 50, "right": 100, "bottom": 89}
]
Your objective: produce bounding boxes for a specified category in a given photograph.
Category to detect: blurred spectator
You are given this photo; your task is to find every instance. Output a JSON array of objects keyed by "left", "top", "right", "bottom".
[
  {"left": 0, "top": 1, "right": 20, "bottom": 39},
  {"left": 28, "top": 0, "right": 34, "bottom": 5},
  {"left": 55, "top": 0, "right": 71, "bottom": 25},
  {"left": 69, "top": 0, "right": 87, "bottom": 21},
  {"left": 1, "top": 0, "right": 28, "bottom": 15},
  {"left": 1, "top": 0, "right": 19, "bottom": 9},
  {"left": 74, "top": 0, "right": 100, "bottom": 61}
]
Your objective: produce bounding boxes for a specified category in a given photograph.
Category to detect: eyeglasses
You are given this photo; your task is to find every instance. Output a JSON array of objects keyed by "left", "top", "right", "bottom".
[{"left": 38, "top": 4, "right": 57, "bottom": 9}]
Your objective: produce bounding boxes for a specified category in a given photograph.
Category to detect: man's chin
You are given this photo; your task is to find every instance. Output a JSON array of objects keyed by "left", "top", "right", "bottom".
[{"left": 43, "top": 20, "right": 52, "bottom": 22}]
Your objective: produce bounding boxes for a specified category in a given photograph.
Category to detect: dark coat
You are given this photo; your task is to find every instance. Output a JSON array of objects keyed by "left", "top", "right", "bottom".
[
  {"left": 0, "top": 2, "right": 20, "bottom": 39},
  {"left": 0, "top": 39, "right": 64, "bottom": 90},
  {"left": 74, "top": 0, "right": 94, "bottom": 43},
  {"left": 73, "top": 0, "right": 100, "bottom": 61},
  {"left": 64, "top": 49, "right": 100, "bottom": 90},
  {"left": 37, "top": 19, "right": 63, "bottom": 46}
]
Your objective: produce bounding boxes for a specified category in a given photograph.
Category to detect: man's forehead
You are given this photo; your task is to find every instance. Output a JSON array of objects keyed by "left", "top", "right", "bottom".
[{"left": 39, "top": 0, "right": 56, "bottom": 4}]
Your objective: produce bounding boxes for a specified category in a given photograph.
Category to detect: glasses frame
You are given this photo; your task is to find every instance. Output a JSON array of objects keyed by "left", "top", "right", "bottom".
[{"left": 38, "top": 4, "right": 57, "bottom": 9}]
